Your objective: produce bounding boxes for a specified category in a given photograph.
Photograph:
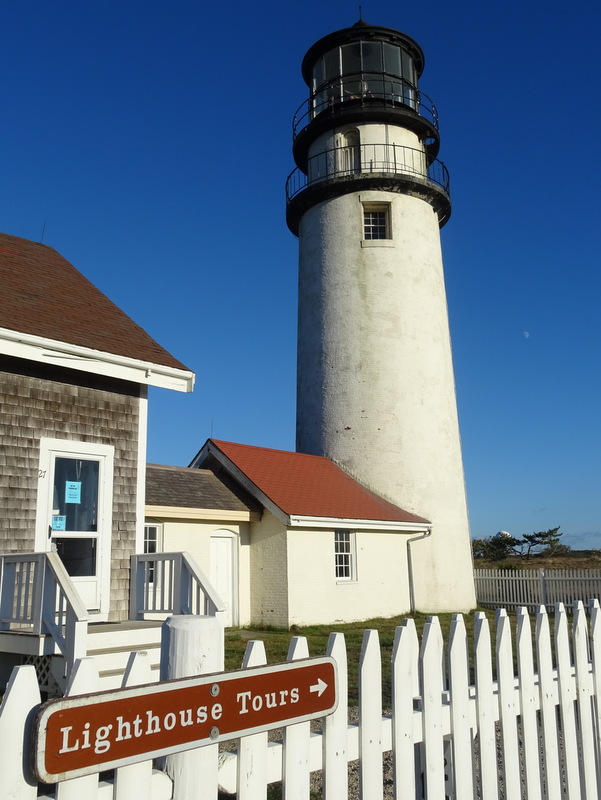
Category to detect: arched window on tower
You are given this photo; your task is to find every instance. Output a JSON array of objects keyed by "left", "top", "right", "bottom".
[{"left": 338, "top": 129, "right": 361, "bottom": 176}]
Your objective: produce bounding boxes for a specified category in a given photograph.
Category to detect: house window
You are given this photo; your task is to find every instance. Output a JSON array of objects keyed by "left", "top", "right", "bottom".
[
  {"left": 363, "top": 204, "right": 391, "bottom": 240},
  {"left": 144, "top": 523, "right": 162, "bottom": 581},
  {"left": 335, "top": 530, "right": 356, "bottom": 581}
]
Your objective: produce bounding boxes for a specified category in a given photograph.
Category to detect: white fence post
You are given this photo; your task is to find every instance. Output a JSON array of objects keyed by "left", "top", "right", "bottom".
[
  {"left": 0, "top": 665, "right": 40, "bottom": 799},
  {"left": 56, "top": 658, "right": 101, "bottom": 800},
  {"left": 495, "top": 609, "right": 520, "bottom": 799},
  {"left": 447, "top": 614, "right": 474, "bottom": 799},
  {"left": 323, "top": 632, "right": 348, "bottom": 800},
  {"left": 573, "top": 601, "right": 598, "bottom": 799},
  {"left": 474, "top": 611, "right": 498, "bottom": 800},
  {"left": 161, "top": 615, "right": 224, "bottom": 800},
  {"left": 589, "top": 599, "right": 601, "bottom": 776},
  {"left": 282, "top": 636, "right": 311, "bottom": 800},
  {"left": 236, "top": 640, "right": 268, "bottom": 800},
  {"left": 391, "top": 621, "right": 417, "bottom": 800},
  {"left": 359, "top": 629, "right": 383, "bottom": 800},
  {"left": 420, "top": 618, "right": 445, "bottom": 800},
  {"left": 516, "top": 607, "right": 543, "bottom": 800},
  {"left": 535, "top": 605, "right": 562, "bottom": 800},
  {"left": 555, "top": 602, "right": 582, "bottom": 798}
]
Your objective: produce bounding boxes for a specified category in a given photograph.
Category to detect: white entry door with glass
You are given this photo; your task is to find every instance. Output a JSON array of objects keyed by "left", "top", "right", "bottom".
[{"left": 36, "top": 439, "right": 114, "bottom": 618}]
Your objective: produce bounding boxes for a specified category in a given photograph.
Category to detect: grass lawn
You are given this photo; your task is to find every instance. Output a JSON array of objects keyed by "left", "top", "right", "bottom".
[{"left": 224, "top": 609, "right": 499, "bottom": 706}]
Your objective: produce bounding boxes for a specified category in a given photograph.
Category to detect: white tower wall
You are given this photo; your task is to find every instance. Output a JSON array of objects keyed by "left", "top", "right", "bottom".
[{"left": 296, "top": 188, "right": 474, "bottom": 610}]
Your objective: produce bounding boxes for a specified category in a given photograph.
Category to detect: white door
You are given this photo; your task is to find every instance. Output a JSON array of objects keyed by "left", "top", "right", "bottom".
[
  {"left": 210, "top": 534, "right": 237, "bottom": 627},
  {"left": 36, "top": 439, "right": 114, "bottom": 618}
]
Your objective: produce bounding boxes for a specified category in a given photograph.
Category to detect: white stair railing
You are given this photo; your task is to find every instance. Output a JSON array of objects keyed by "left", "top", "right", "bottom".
[
  {"left": 130, "top": 552, "right": 226, "bottom": 623},
  {"left": 0, "top": 552, "right": 88, "bottom": 677}
]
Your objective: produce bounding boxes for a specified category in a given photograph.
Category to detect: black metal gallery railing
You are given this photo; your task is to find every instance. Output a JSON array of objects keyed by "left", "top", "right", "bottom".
[
  {"left": 286, "top": 142, "right": 450, "bottom": 204},
  {"left": 293, "top": 75, "right": 439, "bottom": 139}
]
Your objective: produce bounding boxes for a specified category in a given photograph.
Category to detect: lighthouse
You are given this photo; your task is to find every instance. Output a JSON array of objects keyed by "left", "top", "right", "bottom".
[{"left": 287, "top": 20, "right": 475, "bottom": 611}]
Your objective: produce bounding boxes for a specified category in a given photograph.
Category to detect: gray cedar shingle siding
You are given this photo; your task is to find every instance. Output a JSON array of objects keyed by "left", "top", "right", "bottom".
[
  {"left": 146, "top": 464, "right": 260, "bottom": 513},
  {"left": 0, "top": 356, "right": 140, "bottom": 621}
]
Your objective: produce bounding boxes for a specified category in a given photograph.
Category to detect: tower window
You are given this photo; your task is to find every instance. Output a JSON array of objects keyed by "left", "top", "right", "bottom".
[
  {"left": 363, "top": 203, "right": 391, "bottom": 240},
  {"left": 335, "top": 530, "right": 356, "bottom": 581}
]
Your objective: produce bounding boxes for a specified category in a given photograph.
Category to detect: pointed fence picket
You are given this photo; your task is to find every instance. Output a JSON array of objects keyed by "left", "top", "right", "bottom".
[
  {"left": 359, "top": 629, "right": 383, "bottom": 800},
  {"left": 283, "top": 636, "right": 312, "bottom": 800},
  {"left": 323, "top": 631, "right": 348, "bottom": 799},
  {"left": 236, "top": 640, "right": 268, "bottom": 800},
  {"left": 5, "top": 601, "right": 601, "bottom": 798}
]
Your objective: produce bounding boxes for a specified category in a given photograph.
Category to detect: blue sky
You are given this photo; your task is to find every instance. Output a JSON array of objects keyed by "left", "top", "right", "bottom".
[{"left": 1, "top": 1, "right": 599, "bottom": 548}]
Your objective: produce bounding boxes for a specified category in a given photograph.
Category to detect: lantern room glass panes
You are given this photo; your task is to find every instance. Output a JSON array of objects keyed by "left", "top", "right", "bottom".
[
  {"left": 383, "top": 43, "right": 401, "bottom": 76},
  {"left": 362, "top": 41, "right": 381, "bottom": 72},
  {"left": 311, "top": 39, "right": 418, "bottom": 112}
]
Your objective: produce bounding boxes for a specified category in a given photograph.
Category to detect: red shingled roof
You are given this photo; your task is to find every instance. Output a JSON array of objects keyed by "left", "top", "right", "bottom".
[
  {"left": 0, "top": 232, "right": 188, "bottom": 370},
  {"left": 210, "top": 439, "right": 429, "bottom": 524}
]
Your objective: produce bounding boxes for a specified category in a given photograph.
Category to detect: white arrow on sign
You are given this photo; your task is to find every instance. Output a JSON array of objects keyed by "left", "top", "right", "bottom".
[{"left": 310, "top": 678, "right": 328, "bottom": 697}]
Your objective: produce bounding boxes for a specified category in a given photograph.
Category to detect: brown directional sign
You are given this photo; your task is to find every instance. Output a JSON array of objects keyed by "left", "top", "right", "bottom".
[{"left": 34, "top": 656, "right": 337, "bottom": 783}]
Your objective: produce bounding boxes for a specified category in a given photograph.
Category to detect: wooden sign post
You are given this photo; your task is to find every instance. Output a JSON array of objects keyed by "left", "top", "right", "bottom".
[{"left": 34, "top": 657, "right": 337, "bottom": 783}]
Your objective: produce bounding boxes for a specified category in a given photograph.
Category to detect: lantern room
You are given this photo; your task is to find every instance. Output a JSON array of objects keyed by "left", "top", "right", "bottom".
[{"left": 291, "top": 21, "right": 441, "bottom": 171}]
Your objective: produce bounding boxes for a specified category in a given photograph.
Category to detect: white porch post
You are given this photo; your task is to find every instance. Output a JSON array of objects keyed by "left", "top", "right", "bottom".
[{"left": 161, "top": 615, "right": 224, "bottom": 800}]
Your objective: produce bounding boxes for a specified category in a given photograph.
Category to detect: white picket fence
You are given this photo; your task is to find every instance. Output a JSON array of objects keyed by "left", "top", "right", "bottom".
[
  {"left": 3, "top": 602, "right": 601, "bottom": 798},
  {"left": 474, "top": 567, "right": 601, "bottom": 610}
]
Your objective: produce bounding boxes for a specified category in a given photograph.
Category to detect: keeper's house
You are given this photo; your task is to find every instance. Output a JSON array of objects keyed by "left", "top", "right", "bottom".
[{"left": 0, "top": 232, "right": 194, "bottom": 621}]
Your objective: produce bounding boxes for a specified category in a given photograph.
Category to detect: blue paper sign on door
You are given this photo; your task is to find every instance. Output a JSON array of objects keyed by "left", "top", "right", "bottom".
[
  {"left": 65, "top": 481, "right": 81, "bottom": 504},
  {"left": 52, "top": 515, "right": 66, "bottom": 531}
]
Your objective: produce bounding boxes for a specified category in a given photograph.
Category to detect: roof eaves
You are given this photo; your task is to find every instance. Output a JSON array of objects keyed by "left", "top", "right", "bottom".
[
  {"left": 0, "top": 327, "right": 195, "bottom": 392},
  {"left": 288, "top": 515, "right": 432, "bottom": 531}
]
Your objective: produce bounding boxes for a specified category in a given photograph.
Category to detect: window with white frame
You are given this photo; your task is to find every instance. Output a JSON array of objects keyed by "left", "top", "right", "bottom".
[
  {"left": 144, "top": 523, "right": 162, "bottom": 582},
  {"left": 363, "top": 203, "right": 391, "bottom": 240},
  {"left": 334, "top": 529, "right": 356, "bottom": 580}
]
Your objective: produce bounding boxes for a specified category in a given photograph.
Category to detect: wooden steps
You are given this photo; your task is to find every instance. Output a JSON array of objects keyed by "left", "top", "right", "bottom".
[{"left": 86, "top": 620, "right": 163, "bottom": 690}]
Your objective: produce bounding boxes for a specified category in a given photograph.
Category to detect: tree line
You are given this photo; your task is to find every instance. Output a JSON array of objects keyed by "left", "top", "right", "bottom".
[{"left": 472, "top": 526, "right": 567, "bottom": 561}]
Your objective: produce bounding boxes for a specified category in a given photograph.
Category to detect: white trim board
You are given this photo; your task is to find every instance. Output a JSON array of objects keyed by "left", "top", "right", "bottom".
[{"left": 0, "top": 326, "right": 194, "bottom": 392}]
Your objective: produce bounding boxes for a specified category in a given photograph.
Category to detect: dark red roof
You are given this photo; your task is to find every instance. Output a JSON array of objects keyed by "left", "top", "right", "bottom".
[
  {"left": 0, "top": 232, "right": 188, "bottom": 370},
  {"left": 210, "top": 439, "right": 429, "bottom": 524}
]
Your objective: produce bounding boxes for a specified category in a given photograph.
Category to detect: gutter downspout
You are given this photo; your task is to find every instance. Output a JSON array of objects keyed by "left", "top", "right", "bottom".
[{"left": 407, "top": 528, "right": 432, "bottom": 614}]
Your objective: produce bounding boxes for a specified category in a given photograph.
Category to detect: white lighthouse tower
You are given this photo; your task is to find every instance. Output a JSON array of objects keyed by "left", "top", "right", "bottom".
[{"left": 287, "top": 19, "right": 475, "bottom": 611}]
